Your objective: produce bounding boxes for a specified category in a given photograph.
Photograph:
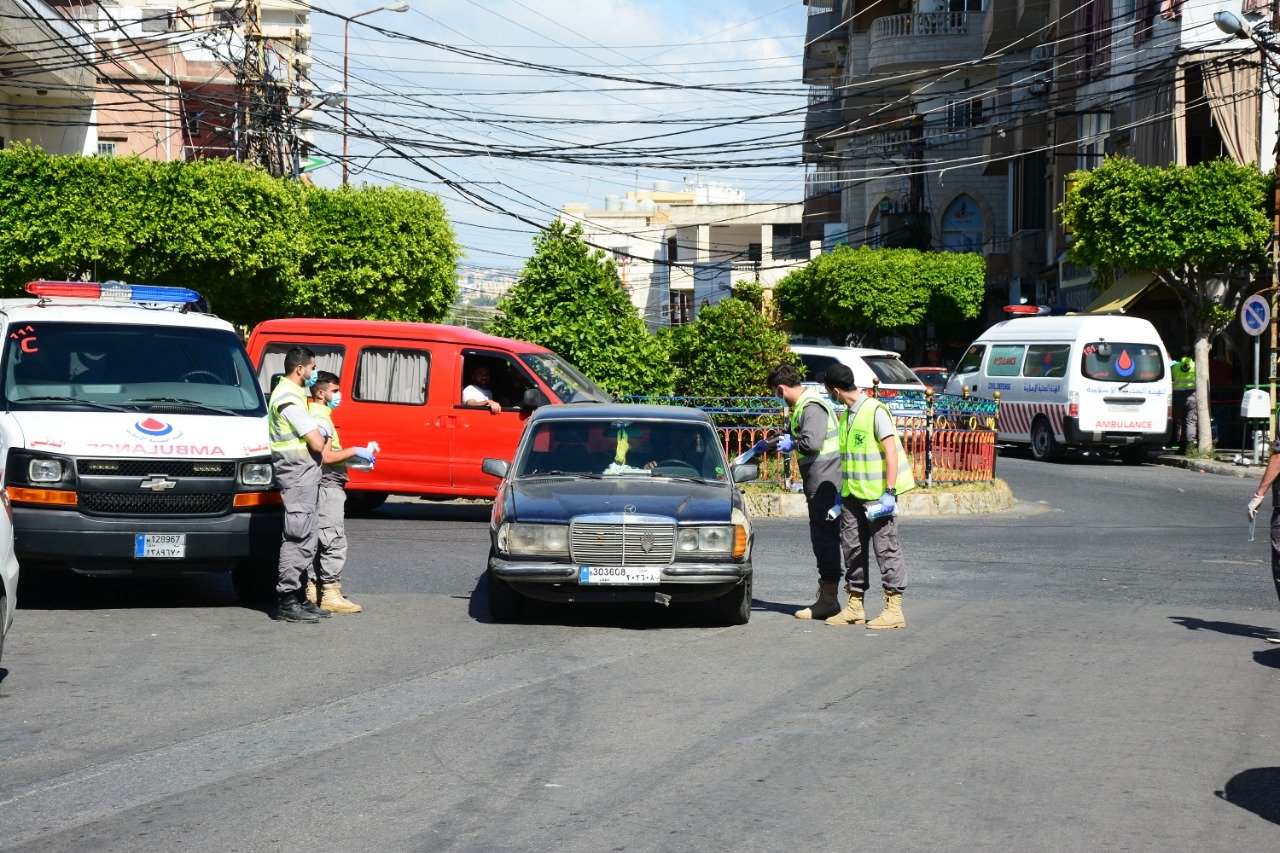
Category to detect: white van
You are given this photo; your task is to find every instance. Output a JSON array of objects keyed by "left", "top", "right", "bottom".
[
  {"left": 790, "top": 344, "right": 926, "bottom": 409},
  {"left": 2, "top": 281, "right": 281, "bottom": 600},
  {"left": 945, "top": 314, "right": 1171, "bottom": 463}
]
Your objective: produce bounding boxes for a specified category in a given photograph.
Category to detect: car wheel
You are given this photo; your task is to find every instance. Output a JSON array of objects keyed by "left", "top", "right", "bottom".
[
  {"left": 486, "top": 570, "right": 524, "bottom": 622},
  {"left": 1119, "top": 445, "right": 1148, "bottom": 465},
  {"left": 1029, "top": 417, "right": 1061, "bottom": 462},
  {"left": 345, "top": 492, "right": 388, "bottom": 516},
  {"left": 711, "top": 575, "right": 752, "bottom": 626},
  {"left": 231, "top": 560, "right": 276, "bottom": 607}
]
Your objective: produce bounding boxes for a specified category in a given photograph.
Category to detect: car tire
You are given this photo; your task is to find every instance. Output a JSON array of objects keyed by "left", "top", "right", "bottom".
[
  {"left": 231, "top": 560, "right": 276, "bottom": 607},
  {"left": 711, "top": 575, "right": 752, "bottom": 626},
  {"left": 1119, "top": 445, "right": 1148, "bottom": 465},
  {"left": 486, "top": 570, "right": 524, "bottom": 622},
  {"left": 1029, "top": 417, "right": 1062, "bottom": 462},
  {"left": 345, "top": 491, "right": 388, "bottom": 516}
]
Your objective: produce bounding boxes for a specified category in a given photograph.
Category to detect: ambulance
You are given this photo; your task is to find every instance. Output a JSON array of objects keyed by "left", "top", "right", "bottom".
[
  {"left": 945, "top": 313, "right": 1171, "bottom": 463},
  {"left": 1, "top": 281, "right": 282, "bottom": 601}
]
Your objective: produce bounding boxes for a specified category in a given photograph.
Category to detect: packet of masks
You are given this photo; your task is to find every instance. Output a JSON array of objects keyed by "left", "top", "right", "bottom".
[
  {"left": 348, "top": 440, "right": 380, "bottom": 471},
  {"left": 863, "top": 499, "right": 897, "bottom": 521}
]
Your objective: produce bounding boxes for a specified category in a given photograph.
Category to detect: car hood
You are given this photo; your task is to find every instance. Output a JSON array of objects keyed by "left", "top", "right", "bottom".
[
  {"left": 9, "top": 411, "right": 269, "bottom": 459},
  {"left": 509, "top": 476, "right": 734, "bottom": 523}
]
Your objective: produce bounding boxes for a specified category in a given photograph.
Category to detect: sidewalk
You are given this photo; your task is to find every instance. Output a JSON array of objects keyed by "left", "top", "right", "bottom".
[{"left": 1149, "top": 449, "right": 1269, "bottom": 479}]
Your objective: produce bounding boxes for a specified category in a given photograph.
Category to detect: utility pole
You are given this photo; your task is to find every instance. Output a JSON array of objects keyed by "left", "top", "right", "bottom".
[{"left": 235, "top": 0, "right": 291, "bottom": 177}]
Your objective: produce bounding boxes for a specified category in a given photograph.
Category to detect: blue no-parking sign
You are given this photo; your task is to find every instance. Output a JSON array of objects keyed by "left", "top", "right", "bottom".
[{"left": 1241, "top": 294, "right": 1270, "bottom": 337}]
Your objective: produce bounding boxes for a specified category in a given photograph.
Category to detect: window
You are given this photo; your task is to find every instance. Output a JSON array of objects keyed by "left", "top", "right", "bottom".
[
  {"left": 140, "top": 8, "right": 173, "bottom": 32},
  {"left": 955, "top": 344, "right": 985, "bottom": 375},
  {"left": 1015, "top": 152, "right": 1046, "bottom": 231},
  {"left": 1022, "top": 345, "right": 1070, "bottom": 378},
  {"left": 96, "top": 141, "right": 118, "bottom": 157},
  {"left": 257, "top": 344, "right": 344, "bottom": 394},
  {"left": 355, "top": 348, "right": 429, "bottom": 404},
  {"left": 184, "top": 110, "right": 204, "bottom": 136},
  {"left": 1081, "top": 342, "right": 1165, "bottom": 383},
  {"left": 988, "top": 345, "right": 1025, "bottom": 377},
  {"left": 772, "top": 224, "right": 808, "bottom": 261},
  {"left": 798, "top": 354, "right": 840, "bottom": 384},
  {"left": 461, "top": 351, "right": 537, "bottom": 409},
  {"left": 946, "top": 98, "right": 984, "bottom": 131},
  {"left": 949, "top": 0, "right": 983, "bottom": 10}
]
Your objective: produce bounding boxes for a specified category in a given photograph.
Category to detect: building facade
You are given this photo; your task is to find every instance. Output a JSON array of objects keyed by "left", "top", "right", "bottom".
[{"left": 0, "top": 0, "right": 96, "bottom": 156}]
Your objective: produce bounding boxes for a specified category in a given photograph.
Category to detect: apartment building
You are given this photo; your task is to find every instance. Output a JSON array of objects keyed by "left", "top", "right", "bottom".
[
  {"left": 0, "top": 0, "right": 96, "bottom": 155},
  {"left": 562, "top": 182, "right": 815, "bottom": 329}
]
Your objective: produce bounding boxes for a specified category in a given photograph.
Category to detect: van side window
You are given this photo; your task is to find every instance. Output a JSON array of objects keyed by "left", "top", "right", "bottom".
[
  {"left": 355, "top": 348, "right": 429, "bottom": 405},
  {"left": 460, "top": 352, "right": 535, "bottom": 410},
  {"left": 955, "top": 345, "right": 985, "bottom": 374},
  {"left": 258, "top": 343, "right": 345, "bottom": 393},
  {"left": 1022, "top": 345, "right": 1070, "bottom": 378},
  {"left": 988, "top": 345, "right": 1025, "bottom": 377}
]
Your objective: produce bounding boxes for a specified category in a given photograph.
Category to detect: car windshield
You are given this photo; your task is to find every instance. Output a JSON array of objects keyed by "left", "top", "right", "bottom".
[
  {"left": 864, "top": 355, "right": 922, "bottom": 385},
  {"left": 515, "top": 419, "right": 728, "bottom": 481},
  {"left": 1, "top": 321, "right": 266, "bottom": 416},
  {"left": 1081, "top": 342, "right": 1165, "bottom": 383},
  {"left": 519, "top": 353, "right": 612, "bottom": 403}
]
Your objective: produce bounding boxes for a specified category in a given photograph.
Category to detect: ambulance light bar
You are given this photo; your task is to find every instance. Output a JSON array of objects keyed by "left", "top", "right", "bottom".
[
  {"left": 1003, "top": 304, "right": 1051, "bottom": 315},
  {"left": 25, "top": 280, "right": 203, "bottom": 304}
]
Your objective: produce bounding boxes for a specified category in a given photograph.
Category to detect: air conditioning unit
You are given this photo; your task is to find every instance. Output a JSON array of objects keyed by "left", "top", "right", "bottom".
[{"left": 1030, "top": 44, "right": 1055, "bottom": 67}]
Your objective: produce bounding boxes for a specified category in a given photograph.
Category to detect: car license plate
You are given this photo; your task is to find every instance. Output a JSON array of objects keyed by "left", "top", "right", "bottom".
[
  {"left": 134, "top": 533, "right": 186, "bottom": 559},
  {"left": 579, "top": 565, "right": 662, "bottom": 585}
]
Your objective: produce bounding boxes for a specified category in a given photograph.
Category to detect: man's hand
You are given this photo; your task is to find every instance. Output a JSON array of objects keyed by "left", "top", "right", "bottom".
[
  {"left": 826, "top": 493, "right": 842, "bottom": 521},
  {"left": 775, "top": 434, "right": 795, "bottom": 453},
  {"left": 487, "top": 399, "right": 502, "bottom": 414},
  {"left": 1249, "top": 493, "right": 1266, "bottom": 520},
  {"left": 353, "top": 447, "right": 376, "bottom": 465},
  {"left": 749, "top": 439, "right": 771, "bottom": 456},
  {"left": 880, "top": 491, "right": 897, "bottom": 514}
]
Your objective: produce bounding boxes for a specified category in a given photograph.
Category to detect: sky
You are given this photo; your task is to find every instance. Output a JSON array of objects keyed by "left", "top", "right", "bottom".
[{"left": 303, "top": 1, "right": 808, "bottom": 273}]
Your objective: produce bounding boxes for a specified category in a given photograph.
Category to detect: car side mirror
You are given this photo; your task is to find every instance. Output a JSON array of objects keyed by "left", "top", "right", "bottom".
[
  {"left": 522, "top": 387, "right": 550, "bottom": 410},
  {"left": 731, "top": 462, "right": 759, "bottom": 483},
  {"left": 481, "top": 458, "right": 509, "bottom": 479}
]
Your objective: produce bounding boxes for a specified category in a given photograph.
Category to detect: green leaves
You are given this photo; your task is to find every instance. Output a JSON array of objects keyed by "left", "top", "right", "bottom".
[{"left": 666, "top": 298, "right": 794, "bottom": 396}]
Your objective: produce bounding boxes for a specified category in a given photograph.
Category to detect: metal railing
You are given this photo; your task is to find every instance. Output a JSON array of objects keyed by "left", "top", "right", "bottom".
[{"left": 871, "top": 11, "right": 970, "bottom": 40}]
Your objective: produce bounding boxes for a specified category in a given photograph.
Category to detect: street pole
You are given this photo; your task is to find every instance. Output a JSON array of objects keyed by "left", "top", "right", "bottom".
[{"left": 341, "top": 3, "right": 409, "bottom": 187}]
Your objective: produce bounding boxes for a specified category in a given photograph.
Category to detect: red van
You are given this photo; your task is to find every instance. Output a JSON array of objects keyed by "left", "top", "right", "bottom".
[{"left": 245, "top": 319, "right": 610, "bottom": 511}]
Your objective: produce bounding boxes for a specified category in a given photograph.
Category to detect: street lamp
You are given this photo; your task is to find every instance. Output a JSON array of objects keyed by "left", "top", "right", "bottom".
[
  {"left": 343, "top": 1, "right": 409, "bottom": 186},
  {"left": 290, "top": 83, "right": 348, "bottom": 179}
]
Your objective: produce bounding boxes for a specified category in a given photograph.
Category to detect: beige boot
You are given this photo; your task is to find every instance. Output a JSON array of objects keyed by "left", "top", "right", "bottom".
[
  {"left": 795, "top": 580, "right": 841, "bottom": 620},
  {"left": 319, "top": 581, "right": 363, "bottom": 613},
  {"left": 866, "top": 590, "right": 906, "bottom": 630},
  {"left": 824, "top": 589, "right": 866, "bottom": 625},
  {"left": 305, "top": 580, "right": 318, "bottom": 605}
]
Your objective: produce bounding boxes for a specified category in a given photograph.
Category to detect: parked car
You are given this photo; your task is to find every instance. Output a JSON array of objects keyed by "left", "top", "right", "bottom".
[
  {"left": 481, "top": 403, "right": 757, "bottom": 625},
  {"left": 912, "top": 366, "right": 950, "bottom": 393},
  {"left": 790, "top": 344, "right": 927, "bottom": 411},
  {"left": 0, "top": 487, "right": 18, "bottom": 665}
]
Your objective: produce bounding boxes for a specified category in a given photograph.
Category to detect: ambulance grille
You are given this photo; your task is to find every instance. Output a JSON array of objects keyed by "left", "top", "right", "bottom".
[
  {"left": 80, "top": 492, "right": 232, "bottom": 516},
  {"left": 77, "top": 460, "right": 236, "bottom": 478}
]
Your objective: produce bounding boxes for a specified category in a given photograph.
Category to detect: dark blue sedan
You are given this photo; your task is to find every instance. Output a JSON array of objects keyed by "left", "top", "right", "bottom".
[{"left": 481, "top": 403, "right": 757, "bottom": 625}]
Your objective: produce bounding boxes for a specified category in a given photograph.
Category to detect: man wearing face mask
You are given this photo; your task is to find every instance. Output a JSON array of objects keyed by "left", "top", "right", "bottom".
[
  {"left": 304, "top": 371, "right": 375, "bottom": 613},
  {"left": 268, "top": 346, "right": 332, "bottom": 623}
]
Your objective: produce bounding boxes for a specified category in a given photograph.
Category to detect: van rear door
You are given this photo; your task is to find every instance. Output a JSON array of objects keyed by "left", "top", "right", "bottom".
[{"left": 1076, "top": 341, "right": 1168, "bottom": 435}]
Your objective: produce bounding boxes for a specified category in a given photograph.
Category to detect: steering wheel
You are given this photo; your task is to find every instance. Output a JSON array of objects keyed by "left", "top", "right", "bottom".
[
  {"left": 650, "top": 458, "right": 700, "bottom": 475},
  {"left": 179, "top": 370, "right": 222, "bottom": 384}
]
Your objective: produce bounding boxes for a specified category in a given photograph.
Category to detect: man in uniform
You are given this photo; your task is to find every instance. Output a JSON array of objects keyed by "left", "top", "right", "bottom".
[
  {"left": 1249, "top": 444, "right": 1280, "bottom": 642},
  {"left": 1171, "top": 353, "right": 1196, "bottom": 453},
  {"left": 766, "top": 363, "right": 843, "bottom": 621},
  {"left": 268, "top": 346, "right": 331, "bottom": 623},
  {"left": 823, "top": 363, "right": 916, "bottom": 629}
]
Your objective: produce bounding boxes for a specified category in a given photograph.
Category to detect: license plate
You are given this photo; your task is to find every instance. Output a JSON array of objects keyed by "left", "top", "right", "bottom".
[
  {"left": 134, "top": 533, "right": 186, "bottom": 559},
  {"left": 579, "top": 565, "right": 662, "bottom": 585}
]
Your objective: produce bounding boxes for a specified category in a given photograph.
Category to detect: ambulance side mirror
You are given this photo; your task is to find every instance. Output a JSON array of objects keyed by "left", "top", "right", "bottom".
[{"left": 522, "top": 387, "right": 550, "bottom": 410}]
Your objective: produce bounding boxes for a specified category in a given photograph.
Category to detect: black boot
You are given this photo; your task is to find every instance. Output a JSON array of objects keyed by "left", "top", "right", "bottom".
[
  {"left": 297, "top": 587, "right": 331, "bottom": 618},
  {"left": 275, "top": 592, "right": 319, "bottom": 623}
]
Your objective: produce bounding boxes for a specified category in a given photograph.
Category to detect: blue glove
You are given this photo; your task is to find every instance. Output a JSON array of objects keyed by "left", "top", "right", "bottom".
[
  {"left": 880, "top": 491, "right": 897, "bottom": 514},
  {"left": 826, "top": 492, "right": 842, "bottom": 521},
  {"left": 353, "top": 446, "right": 376, "bottom": 464},
  {"left": 750, "top": 439, "right": 771, "bottom": 455},
  {"left": 776, "top": 434, "right": 795, "bottom": 453}
]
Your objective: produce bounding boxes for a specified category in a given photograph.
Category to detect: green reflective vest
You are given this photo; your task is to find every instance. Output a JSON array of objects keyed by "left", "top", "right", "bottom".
[
  {"left": 839, "top": 396, "right": 916, "bottom": 501},
  {"left": 268, "top": 377, "right": 310, "bottom": 458},
  {"left": 1172, "top": 359, "right": 1195, "bottom": 391},
  {"left": 790, "top": 390, "right": 840, "bottom": 463}
]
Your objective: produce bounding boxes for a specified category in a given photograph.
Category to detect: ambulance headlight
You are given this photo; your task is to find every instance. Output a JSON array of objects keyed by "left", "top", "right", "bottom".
[
  {"left": 28, "top": 458, "right": 65, "bottom": 483},
  {"left": 238, "top": 462, "right": 273, "bottom": 487}
]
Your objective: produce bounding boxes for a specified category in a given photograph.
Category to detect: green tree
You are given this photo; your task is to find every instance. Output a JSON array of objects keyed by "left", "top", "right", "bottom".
[
  {"left": 491, "top": 221, "right": 672, "bottom": 396},
  {"left": 774, "top": 245, "right": 985, "bottom": 348},
  {"left": 1061, "top": 157, "right": 1271, "bottom": 453},
  {"left": 668, "top": 297, "right": 793, "bottom": 396}
]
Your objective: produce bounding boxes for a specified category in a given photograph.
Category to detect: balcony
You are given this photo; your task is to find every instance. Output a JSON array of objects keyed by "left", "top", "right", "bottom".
[
  {"left": 867, "top": 11, "right": 986, "bottom": 74},
  {"left": 806, "top": 7, "right": 843, "bottom": 56},
  {"left": 804, "top": 86, "right": 841, "bottom": 137}
]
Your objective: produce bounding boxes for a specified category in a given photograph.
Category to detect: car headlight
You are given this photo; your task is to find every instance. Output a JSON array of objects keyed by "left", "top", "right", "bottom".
[
  {"left": 498, "top": 522, "right": 569, "bottom": 556},
  {"left": 28, "top": 458, "right": 65, "bottom": 483},
  {"left": 239, "top": 461, "right": 274, "bottom": 487},
  {"left": 676, "top": 525, "right": 736, "bottom": 555}
]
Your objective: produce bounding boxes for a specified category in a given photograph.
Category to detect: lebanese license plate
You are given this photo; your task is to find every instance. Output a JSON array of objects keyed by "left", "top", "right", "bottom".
[
  {"left": 579, "top": 565, "right": 662, "bottom": 585},
  {"left": 134, "top": 533, "right": 186, "bottom": 559}
]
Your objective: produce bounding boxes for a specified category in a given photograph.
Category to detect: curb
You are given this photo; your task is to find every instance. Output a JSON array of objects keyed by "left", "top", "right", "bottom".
[
  {"left": 745, "top": 479, "right": 1014, "bottom": 519},
  {"left": 1147, "top": 453, "right": 1264, "bottom": 479}
]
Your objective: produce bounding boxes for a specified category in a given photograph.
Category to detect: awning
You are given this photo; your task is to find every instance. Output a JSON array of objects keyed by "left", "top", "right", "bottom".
[{"left": 1083, "top": 272, "right": 1158, "bottom": 314}]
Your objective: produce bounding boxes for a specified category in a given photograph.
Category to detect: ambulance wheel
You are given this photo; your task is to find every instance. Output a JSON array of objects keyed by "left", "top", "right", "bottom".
[
  {"left": 1119, "top": 445, "right": 1149, "bottom": 465},
  {"left": 345, "top": 491, "right": 388, "bottom": 516},
  {"left": 1029, "top": 417, "right": 1061, "bottom": 462},
  {"left": 232, "top": 561, "right": 276, "bottom": 607},
  {"left": 486, "top": 570, "right": 524, "bottom": 622}
]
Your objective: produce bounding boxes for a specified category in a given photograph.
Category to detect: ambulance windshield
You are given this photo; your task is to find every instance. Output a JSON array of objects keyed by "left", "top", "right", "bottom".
[{"left": 2, "top": 322, "right": 266, "bottom": 416}]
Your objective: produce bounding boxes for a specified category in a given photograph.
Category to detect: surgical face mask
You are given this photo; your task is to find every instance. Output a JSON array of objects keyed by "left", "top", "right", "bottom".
[
  {"left": 303, "top": 368, "right": 319, "bottom": 388},
  {"left": 326, "top": 392, "right": 341, "bottom": 410}
]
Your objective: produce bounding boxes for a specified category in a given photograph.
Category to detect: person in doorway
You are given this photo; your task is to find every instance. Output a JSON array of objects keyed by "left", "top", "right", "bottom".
[
  {"left": 267, "top": 346, "right": 330, "bottom": 623},
  {"left": 765, "top": 363, "right": 843, "bottom": 621},
  {"left": 304, "top": 371, "right": 377, "bottom": 614},
  {"left": 823, "top": 363, "right": 916, "bottom": 629},
  {"left": 462, "top": 365, "right": 502, "bottom": 414},
  {"left": 1170, "top": 352, "right": 1196, "bottom": 453}
]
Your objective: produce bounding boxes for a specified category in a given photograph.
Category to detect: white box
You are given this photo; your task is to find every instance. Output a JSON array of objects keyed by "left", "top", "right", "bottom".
[{"left": 1241, "top": 388, "right": 1272, "bottom": 419}]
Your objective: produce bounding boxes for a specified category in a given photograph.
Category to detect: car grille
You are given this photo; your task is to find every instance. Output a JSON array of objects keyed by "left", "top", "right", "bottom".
[
  {"left": 77, "top": 459, "right": 236, "bottom": 478},
  {"left": 569, "top": 520, "right": 675, "bottom": 565},
  {"left": 80, "top": 492, "right": 232, "bottom": 516}
]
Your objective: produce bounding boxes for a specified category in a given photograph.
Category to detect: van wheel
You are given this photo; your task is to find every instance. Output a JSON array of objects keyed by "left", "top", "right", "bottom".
[
  {"left": 1119, "top": 445, "right": 1149, "bottom": 465},
  {"left": 345, "top": 492, "right": 388, "bottom": 516},
  {"left": 1029, "top": 417, "right": 1062, "bottom": 462}
]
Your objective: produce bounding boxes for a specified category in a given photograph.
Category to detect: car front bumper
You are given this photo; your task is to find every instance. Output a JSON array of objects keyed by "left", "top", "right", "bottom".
[{"left": 489, "top": 556, "right": 751, "bottom": 604}]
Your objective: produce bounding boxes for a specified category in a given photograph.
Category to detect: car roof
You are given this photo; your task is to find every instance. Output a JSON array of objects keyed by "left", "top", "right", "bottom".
[
  {"left": 790, "top": 344, "right": 902, "bottom": 358},
  {"left": 528, "top": 403, "right": 714, "bottom": 424},
  {"left": 249, "top": 317, "right": 551, "bottom": 353},
  {"left": 0, "top": 298, "right": 235, "bottom": 332}
]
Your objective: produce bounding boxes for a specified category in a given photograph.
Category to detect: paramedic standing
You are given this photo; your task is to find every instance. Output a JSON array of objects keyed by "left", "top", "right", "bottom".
[
  {"left": 268, "top": 346, "right": 330, "bottom": 623},
  {"left": 1171, "top": 353, "right": 1196, "bottom": 452},
  {"left": 823, "top": 363, "right": 916, "bottom": 629},
  {"left": 305, "top": 370, "right": 376, "bottom": 614},
  {"left": 1248, "top": 443, "right": 1280, "bottom": 642},
  {"left": 765, "top": 363, "right": 843, "bottom": 621}
]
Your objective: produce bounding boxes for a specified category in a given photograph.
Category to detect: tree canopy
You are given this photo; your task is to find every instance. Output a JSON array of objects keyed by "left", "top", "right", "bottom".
[{"left": 666, "top": 297, "right": 794, "bottom": 396}]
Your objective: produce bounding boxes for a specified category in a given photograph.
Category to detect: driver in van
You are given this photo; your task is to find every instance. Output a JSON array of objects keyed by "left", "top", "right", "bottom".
[{"left": 462, "top": 365, "right": 503, "bottom": 414}]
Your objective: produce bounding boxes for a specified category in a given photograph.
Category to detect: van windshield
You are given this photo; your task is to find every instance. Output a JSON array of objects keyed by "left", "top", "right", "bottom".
[
  {"left": 1081, "top": 342, "right": 1165, "bottom": 383},
  {"left": 520, "top": 353, "right": 613, "bottom": 403},
  {"left": 2, "top": 322, "right": 266, "bottom": 416}
]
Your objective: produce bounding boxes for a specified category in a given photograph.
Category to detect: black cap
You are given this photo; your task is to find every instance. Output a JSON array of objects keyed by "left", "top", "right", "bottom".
[{"left": 824, "top": 363, "right": 856, "bottom": 391}]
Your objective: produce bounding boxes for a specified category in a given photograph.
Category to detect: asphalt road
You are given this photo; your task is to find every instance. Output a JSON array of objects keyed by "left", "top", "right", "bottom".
[{"left": 2, "top": 452, "right": 1279, "bottom": 850}]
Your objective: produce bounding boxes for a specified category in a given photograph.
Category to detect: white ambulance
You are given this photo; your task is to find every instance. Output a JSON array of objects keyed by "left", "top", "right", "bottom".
[
  {"left": 945, "top": 313, "right": 1171, "bottom": 463},
  {"left": 1, "top": 281, "right": 281, "bottom": 600}
]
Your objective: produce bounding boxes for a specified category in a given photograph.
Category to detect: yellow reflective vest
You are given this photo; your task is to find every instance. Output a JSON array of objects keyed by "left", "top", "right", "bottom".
[{"left": 839, "top": 396, "right": 916, "bottom": 501}]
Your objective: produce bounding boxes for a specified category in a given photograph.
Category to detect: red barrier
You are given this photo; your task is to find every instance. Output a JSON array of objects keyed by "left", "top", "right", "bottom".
[{"left": 718, "top": 426, "right": 788, "bottom": 485}]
